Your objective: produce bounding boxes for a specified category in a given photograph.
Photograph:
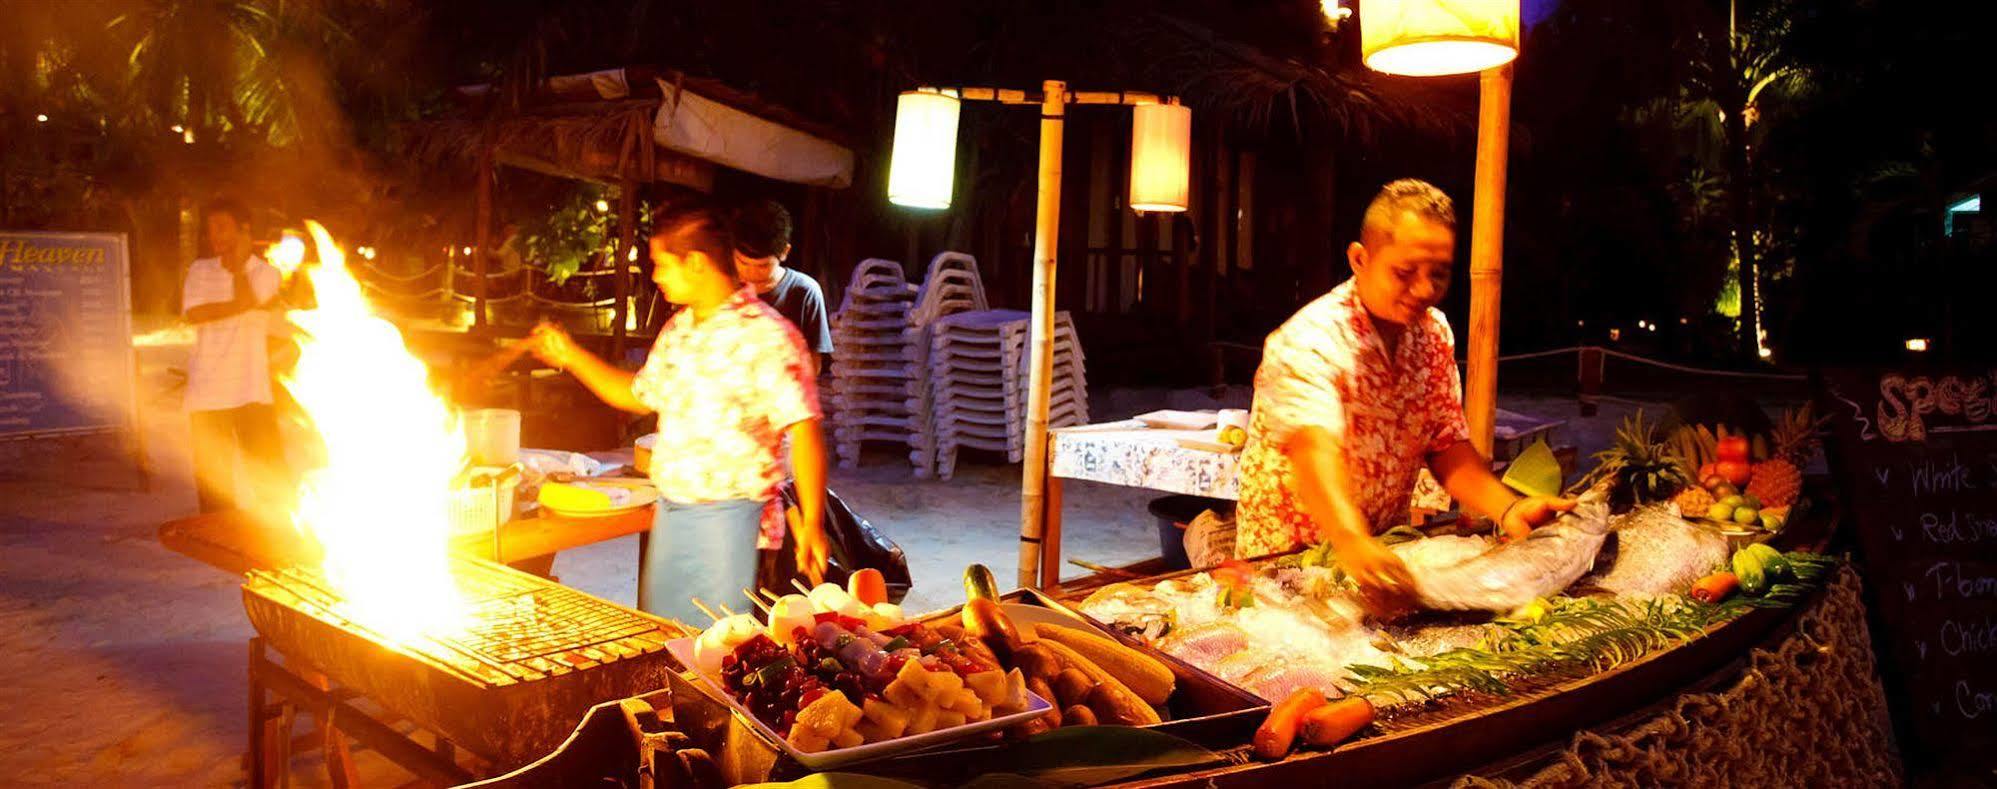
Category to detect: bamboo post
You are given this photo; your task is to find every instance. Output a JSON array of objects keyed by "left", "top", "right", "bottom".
[
  {"left": 1018, "top": 79, "right": 1067, "bottom": 589},
  {"left": 613, "top": 179, "right": 636, "bottom": 359},
  {"left": 1464, "top": 65, "right": 1513, "bottom": 459},
  {"left": 473, "top": 146, "right": 495, "bottom": 329}
]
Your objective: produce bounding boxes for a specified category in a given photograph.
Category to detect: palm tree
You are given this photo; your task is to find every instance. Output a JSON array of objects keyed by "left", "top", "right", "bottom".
[{"left": 1674, "top": 0, "right": 1810, "bottom": 360}]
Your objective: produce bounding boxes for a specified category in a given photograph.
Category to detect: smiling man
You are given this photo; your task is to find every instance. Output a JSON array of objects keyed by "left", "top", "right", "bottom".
[{"left": 1235, "top": 179, "right": 1573, "bottom": 608}]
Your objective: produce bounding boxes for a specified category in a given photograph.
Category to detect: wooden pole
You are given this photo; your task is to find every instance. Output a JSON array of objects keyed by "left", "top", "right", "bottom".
[
  {"left": 1464, "top": 65, "right": 1513, "bottom": 458},
  {"left": 1018, "top": 79, "right": 1066, "bottom": 589},
  {"left": 613, "top": 180, "right": 636, "bottom": 360},
  {"left": 473, "top": 146, "right": 495, "bottom": 329}
]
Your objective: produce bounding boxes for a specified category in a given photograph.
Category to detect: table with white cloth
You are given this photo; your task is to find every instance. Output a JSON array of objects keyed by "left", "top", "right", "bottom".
[{"left": 1033, "top": 409, "right": 1567, "bottom": 586}]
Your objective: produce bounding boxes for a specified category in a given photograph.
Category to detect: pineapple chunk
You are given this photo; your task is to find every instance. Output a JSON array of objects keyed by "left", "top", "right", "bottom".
[
  {"left": 832, "top": 729, "right": 864, "bottom": 749},
  {"left": 904, "top": 704, "right": 940, "bottom": 736},
  {"left": 963, "top": 703, "right": 991, "bottom": 723},
  {"left": 948, "top": 688, "right": 984, "bottom": 716},
  {"left": 964, "top": 670, "right": 1006, "bottom": 705},
  {"left": 787, "top": 728, "right": 830, "bottom": 754},
  {"left": 854, "top": 720, "right": 888, "bottom": 744},
  {"left": 884, "top": 680, "right": 925, "bottom": 709},
  {"left": 795, "top": 692, "right": 861, "bottom": 738},
  {"left": 935, "top": 710, "right": 967, "bottom": 730},
  {"left": 861, "top": 698, "right": 910, "bottom": 739},
  {"left": 926, "top": 669, "right": 964, "bottom": 699}
]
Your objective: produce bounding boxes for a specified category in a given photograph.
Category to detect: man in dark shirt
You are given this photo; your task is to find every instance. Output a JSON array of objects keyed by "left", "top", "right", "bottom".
[{"left": 728, "top": 200, "right": 833, "bottom": 375}]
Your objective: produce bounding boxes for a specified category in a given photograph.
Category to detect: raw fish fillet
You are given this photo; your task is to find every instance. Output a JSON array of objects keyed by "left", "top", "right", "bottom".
[
  {"left": 1578, "top": 504, "right": 1732, "bottom": 597},
  {"left": 1239, "top": 661, "right": 1350, "bottom": 702},
  {"left": 1399, "top": 498, "right": 1613, "bottom": 613},
  {"left": 1156, "top": 621, "right": 1249, "bottom": 665}
]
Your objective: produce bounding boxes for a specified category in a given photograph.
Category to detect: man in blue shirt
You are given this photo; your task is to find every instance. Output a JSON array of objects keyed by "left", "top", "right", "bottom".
[{"left": 728, "top": 200, "right": 832, "bottom": 375}]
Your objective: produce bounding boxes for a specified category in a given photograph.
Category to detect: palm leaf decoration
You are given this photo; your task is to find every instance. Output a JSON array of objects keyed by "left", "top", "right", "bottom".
[{"left": 1347, "top": 555, "right": 1837, "bottom": 706}]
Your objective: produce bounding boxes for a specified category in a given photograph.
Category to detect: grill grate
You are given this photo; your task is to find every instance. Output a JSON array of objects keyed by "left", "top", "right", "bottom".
[{"left": 252, "top": 557, "right": 676, "bottom": 688}]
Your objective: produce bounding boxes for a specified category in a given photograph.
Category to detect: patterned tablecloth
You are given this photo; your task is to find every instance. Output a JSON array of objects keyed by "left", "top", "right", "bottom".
[
  {"left": 1045, "top": 409, "right": 1566, "bottom": 506},
  {"left": 1049, "top": 420, "right": 1243, "bottom": 499}
]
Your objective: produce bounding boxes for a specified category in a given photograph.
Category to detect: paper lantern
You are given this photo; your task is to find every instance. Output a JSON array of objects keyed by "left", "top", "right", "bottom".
[
  {"left": 887, "top": 89, "right": 961, "bottom": 210},
  {"left": 1361, "top": 0, "right": 1520, "bottom": 77},
  {"left": 1128, "top": 102, "right": 1191, "bottom": 213}
]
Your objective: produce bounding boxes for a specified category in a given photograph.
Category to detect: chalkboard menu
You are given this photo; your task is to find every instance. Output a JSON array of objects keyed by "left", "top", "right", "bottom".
[
  {"left": 1817, "top": 368, "right": 1997, "bottom": 783},
  {"left": 0, "top": 232, "right": 135, "bottom": 439}
]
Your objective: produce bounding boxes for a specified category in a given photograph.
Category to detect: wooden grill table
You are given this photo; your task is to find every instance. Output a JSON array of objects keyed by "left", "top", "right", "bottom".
[{"left": 158, "top": 504, "right": 669, "bottom": 786}]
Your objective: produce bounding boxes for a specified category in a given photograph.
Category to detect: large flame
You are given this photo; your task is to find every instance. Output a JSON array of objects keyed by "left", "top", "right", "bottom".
[{"left": 284, "top": 221, "right": 465, "bottom": 640}]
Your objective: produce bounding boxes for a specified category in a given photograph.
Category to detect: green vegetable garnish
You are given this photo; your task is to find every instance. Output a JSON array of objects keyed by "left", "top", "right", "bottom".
[{"left": 882, "top": 636, "right": 910, "bottom": 652}]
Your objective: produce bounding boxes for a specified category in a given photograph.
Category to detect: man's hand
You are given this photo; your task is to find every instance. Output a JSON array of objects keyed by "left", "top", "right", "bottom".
[
  {"left": 788, "top": 505, "right": 829, "bottom": 585},
  {"left": 1499, "top": 495, "right": 1578, "bottom": 542},
  {"left": 527, "top": 322, "right": 580, "bottom": 369},
  {"left": 1340, "top": 537, "right": 1417, "bottom": 616}
]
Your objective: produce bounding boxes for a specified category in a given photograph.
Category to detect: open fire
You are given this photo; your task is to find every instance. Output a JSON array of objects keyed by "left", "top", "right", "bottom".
[
  {"left": 281, "top": 221, "right": 466, "bottom": 640},
  {"left": 240, "top": 223, "right": 683, "bottom": 773}
]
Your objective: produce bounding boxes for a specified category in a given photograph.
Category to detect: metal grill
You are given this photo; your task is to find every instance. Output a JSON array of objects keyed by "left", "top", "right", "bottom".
[{"left": 252, "top": 557, "right": 674, "bottom": 688}]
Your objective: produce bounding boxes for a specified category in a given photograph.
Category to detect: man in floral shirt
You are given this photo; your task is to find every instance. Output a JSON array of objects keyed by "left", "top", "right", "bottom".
[
  {"left": 1236, "top": 180, "right": 1572, "bottom": 608},
  {"left": 529, "top": 209, "right": 828, "bottom": 623}
]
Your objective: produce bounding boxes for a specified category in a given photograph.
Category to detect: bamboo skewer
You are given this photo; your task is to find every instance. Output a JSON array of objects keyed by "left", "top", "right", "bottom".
[
  {"left": 688, "top": 597, "right": 722, "bottom": 623},
  {"left": 741, "top": 589, "right": 772, "bottom": 615},
  {"left": 791, "top": 579, "right": 814, "bottom": 596}
]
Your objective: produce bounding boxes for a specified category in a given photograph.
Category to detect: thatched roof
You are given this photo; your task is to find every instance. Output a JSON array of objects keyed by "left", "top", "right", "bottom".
[{"left": 400, "top": 98, "right": 714, "bottom": 189}]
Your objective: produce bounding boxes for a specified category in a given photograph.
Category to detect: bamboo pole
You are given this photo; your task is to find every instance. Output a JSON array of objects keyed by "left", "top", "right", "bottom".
[
  {"left": 473, "top": 146, "right": 495, "bottom": 329},
  {"left": 1017, "top": 80, "right": 1067, "bottom": 589},
  {"left": 1464, "top": 65, "right": 1514, "bottom": 458},
  {"left": 613, "top": 179, "right": 636, "bottom": 359}
]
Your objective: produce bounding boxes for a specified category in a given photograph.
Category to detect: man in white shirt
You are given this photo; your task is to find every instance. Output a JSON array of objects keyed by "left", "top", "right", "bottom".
[{"left": 182, "top": 198, "right": 284, "bottom": 514}]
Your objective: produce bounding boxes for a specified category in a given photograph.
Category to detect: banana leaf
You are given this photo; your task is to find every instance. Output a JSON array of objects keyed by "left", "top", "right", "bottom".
[{"left": 1501, "top": 439, "right": 1564, "bottom": 499}]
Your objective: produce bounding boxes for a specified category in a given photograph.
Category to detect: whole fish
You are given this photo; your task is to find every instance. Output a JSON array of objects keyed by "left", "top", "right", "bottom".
[
  {"left": 1398, "top": 498, "right": 1614, "bottom": 613},
  {"left": 1577, "top": 504, "right": 1731, "bottom": 597}
]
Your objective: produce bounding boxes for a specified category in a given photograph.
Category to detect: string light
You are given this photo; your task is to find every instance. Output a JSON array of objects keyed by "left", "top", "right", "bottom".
[
  {"left": 1906, "top": 338, "right": 1930, "bottom": 352},
  {"left": 36, "top": 114, "right": 49, "bottom": 123},
  {"left": 594, "top": 199, "right": 610, "bottom": 213}
]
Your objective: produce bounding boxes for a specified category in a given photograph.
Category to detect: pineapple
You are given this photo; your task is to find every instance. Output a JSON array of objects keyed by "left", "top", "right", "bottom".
[
  {"left": 1745, "top": 405, "right": 1824, "bottom": 509},
  {"left": 1588, "top": 410, "right": 1692, "bottom": 511}
]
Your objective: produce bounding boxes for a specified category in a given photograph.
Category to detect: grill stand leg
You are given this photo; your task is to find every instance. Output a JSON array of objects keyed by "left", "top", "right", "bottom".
[
  {"left": 246, "top": 637, "right": 473, "bottom": 786},
  {"left": 248, "top": 639, "right": 269, "bottom": 788}
]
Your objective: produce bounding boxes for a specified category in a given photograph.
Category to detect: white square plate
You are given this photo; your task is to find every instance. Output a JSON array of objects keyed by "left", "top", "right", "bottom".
[{"left": 665, "top": 638, "right": 1052, "bottom": 770}]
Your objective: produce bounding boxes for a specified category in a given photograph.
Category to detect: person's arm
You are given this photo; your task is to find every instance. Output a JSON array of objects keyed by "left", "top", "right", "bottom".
[
  {"left": 786, "top": 417, "right": 829, "bottom": 583},
  {"left": 1287, "top": 426, "right": 1416, "bottom": 596},
  {"left": 1430, "top": 442, "right": 1578, "bottom": 541},
  {"left": 528, "top": 323, "right": 649, "bottom": 414},
  {"left": 184, "top": 268, "right": 266, "bottom": 324}
]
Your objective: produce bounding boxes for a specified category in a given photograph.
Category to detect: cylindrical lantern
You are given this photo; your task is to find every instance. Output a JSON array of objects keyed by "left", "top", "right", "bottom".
[
  {"left": 887, "top": 88, "right": 961, "bottom": 210},
  {"left": 1128, "top": 102, "right": 1191, "bottom": 213},
  {"left": 1361, "top": 0, "right": 1520, "bottom": 77}
]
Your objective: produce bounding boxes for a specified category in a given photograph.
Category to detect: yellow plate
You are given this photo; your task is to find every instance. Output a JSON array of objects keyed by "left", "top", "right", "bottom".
[{"left": 540, "top": 479, "right": 659, "bottom": 518}]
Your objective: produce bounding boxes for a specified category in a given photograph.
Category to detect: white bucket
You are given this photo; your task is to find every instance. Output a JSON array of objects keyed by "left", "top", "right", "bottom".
[{"left": 463, "top": 408, "right": 521, "bottom": 466}]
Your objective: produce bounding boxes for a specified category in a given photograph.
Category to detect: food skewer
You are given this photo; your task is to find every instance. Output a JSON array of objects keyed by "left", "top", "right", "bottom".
[
  {"left": 742, "top": 588, "right": 773, "bottom": 615},
  {"left": 1069, "top": 559, "right": 1142, "bottom": 580},
  {"left": 688, "top": 597, "right": 722, "bottom": 623},
  {"left": 792, "top": 579, "right": 814, "bottom": 596}
]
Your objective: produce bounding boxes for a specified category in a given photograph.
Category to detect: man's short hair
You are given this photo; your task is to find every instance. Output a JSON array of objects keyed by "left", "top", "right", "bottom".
[
  {"left": 727, "top": 199, "right": 792, "bottom": 259},
  {"left": 202, "top": 196, "right": 251, "bottom": 227},
  {"left": 1359, "top": 179, "right": 1455, "bottom": 247},
  {"left": 652, "top": 209, "right": 738, "bottom": 281}
]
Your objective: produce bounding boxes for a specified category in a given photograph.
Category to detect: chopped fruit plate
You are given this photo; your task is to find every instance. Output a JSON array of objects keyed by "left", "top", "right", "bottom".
[{"left": 666, "top": 637, "right": 1053, "bottom": 769}]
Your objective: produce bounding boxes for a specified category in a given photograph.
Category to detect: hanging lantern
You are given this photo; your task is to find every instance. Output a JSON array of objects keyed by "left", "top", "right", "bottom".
[
  {"left": 1361, "top": 0, "right": 1520, "bottom": 77},
  {"left": 1128, "top": 102, "right": 1191, "bottom": 213},
  {"left": 887, "top": 88, "right": 961, "bottom": 210}
]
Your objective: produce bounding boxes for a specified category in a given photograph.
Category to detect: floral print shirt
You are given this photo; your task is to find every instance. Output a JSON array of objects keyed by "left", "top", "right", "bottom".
[
  {"left": 632, "top": 287, "right": 820, "bottom": 549},
  {"left": 1235, "top": 280, "right": 1470, "bottom": 557}
]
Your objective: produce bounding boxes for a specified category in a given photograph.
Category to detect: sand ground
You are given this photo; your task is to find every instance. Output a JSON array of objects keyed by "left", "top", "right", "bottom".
[{"left": 0, "top": 341, "right": 1649, "bottom": 786}]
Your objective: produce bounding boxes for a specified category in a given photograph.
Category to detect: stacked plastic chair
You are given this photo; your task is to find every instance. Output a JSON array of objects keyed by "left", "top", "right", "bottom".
[
  {"left": 828, "top": 259, "right": 921, "bottom": 468},
  {"left": 903, "top": 253, "right": 990, "bottom": 476}
]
